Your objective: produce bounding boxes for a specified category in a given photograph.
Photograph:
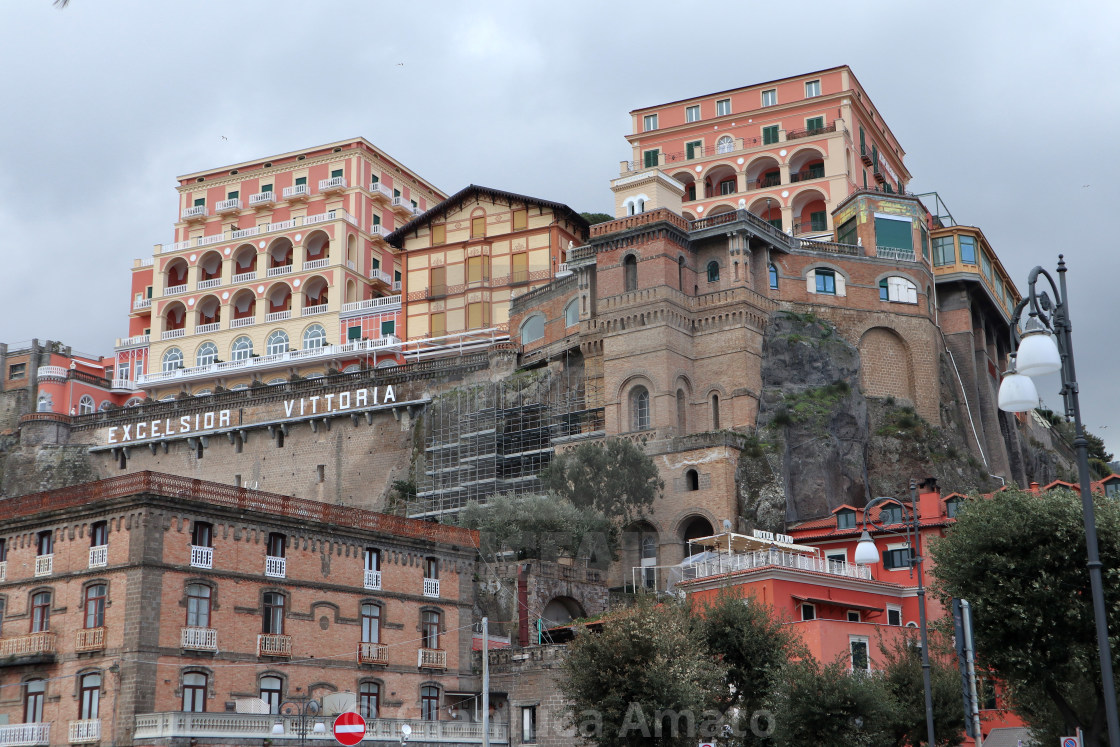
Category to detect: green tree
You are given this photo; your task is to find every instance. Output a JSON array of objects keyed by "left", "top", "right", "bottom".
[
  {"left": 931, "top": 488, "right": 1120, "bottom": 746},
  {"left": 878, "top": 632, "right": 966, "bottom": 746},
  {"left": 770, "top": 659, "right": 896, "bottom": 747},
  {"left": 560, "top": 597, "right": 727, "bottom": 747},
  {"left": 580, "top": 212, "right": 615, "bottom": 226},
  {"left": 457, "top": 493, "right": 616, "bottom": 565},
  {"left": 540, "top": 438, "right": 663, "bottom": 524}
]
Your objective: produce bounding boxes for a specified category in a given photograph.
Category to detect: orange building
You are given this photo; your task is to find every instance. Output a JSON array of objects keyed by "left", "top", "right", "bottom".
[{"left": 1, "top": 340, "right": 140, "bottom": 422}]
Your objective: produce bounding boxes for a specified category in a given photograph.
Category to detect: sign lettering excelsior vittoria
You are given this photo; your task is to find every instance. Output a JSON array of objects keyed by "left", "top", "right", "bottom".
[{"left": 103, "top": 385, "right": 400, "bottom": 445}]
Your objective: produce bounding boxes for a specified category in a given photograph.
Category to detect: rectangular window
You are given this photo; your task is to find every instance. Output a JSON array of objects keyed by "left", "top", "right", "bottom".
[
  {"left": 90, "top": 521, "right": 108, "bottom": 547},
  {"left": 430, "top": 266, "right": 446, "bottom": 297},
  {"left": 810, "top": 211, "right": 827, "bottom": 231},
  {"left": 371, "top": 257, "right": 381, "bottom": 271},
  {"left": 801, "top": 604, "right": 816, "bottom": 621},
  {"left": 836, "top": 217, "right": 857, "bottom": 246},
  {"left": 761, "top": 89, "right": 777, "bottom": 107},
  {"left": 883, "top": 547, "right": 913, "bottom": 570},
  {"left": 875, "top": 216, "right": 914, "bottom": 251},
  {"left": 959, "top": 235, "right": 977, "bottom": 264},
  {"left": 887, "top": 606, "right": 902, "bottom": 626},
  {"left": 512, "top": 209, "right": 528, "bottom": 230},
  {"left": 685, "top": 105, "right": 700, "bottom": 123},
  {"left": 471, "top": 216, "right": 486, "bottom": 238},
  {"left": 643, "top": 149, "right": 660, "bottom": 168},
  {"left": 836, "top": 510, "right": 856, "bottom": 529},
  {"left": 850, "top": 637, "right": 870, "bottom": 671},
  {"left": 847, "top": 610, "right": 861, "bottom": 623},
  {"left": 432, "top": 224, "right": 446, "bottom": 245},
  {"left": 331, "top": 168, "right": 343, "bottom": 179},
  {"left": 227, "top": 190, "right": 239, "bottom": 199},
  {"left": 37, "top": 531, "right": 52, "bottom": 556},
  {"left": 262, "top": 592, "right": 284, "bottom": 634},
  {"left": 267, "top": 532, "right": 285, "bottom": 558},
  {"left": 467, "top": 255, "right": 488, "bottom": 284},
  {"left": 980, "top": 251, "right": 993, "bottom": 281},
  {"left": 393, "top": 188, "right": 401, "bottom": 198},
  {"left": 380, "top": 319, "right": 395, "bottom": 337},
  {"left": 364, "top": 548, "right": 381, "bottom": 571},
  {"left": 372, "top": 214, "right": 381, "bottom": 226},
  {"left": 716, "top": 98, "right": 731, "bottom": 116},
  {"left": 295, "top": 176, "right": 307, "bottom": 187},
  {"left": 8, "top": 363, "right": 26, "bottom": 380},
  {"left": 806, "top": 116, "right": 824, "bottom": 132},
  {"left": 643, "top": 113, "right": 658, "bottom": 131},
  {"left": 261, "top": 183, "right": 272, "bottom": 193},
  {"left": 685, "top": 140, "right": 702, "bottom": 160},
  {"left": 920, "top": 225, "right": 930, "bottom": 261},
  {"left": 348, "top": 326, "right": 362, "bottom": 341},
  {"left": 430, "top": 312, "right": 446, "bottom": 337},
  {"left": 512, "top": 253, "right": 529, "bottom": 284},
  {"left": 762, "top": 125, "right": 779, "bottom": 145},
  {"left": 522, "top": 706, "right": 537, "bottom": 743},
  {"left": 193, "top": 197, "right": 205, "bottom": 207},
  {"left": 805, "top": 79, "right": 821, "bottom": 98},
  {"left": 932, "top": 236, "right": 956, "bottom": 266},
  {"left": 467, "top": 302, "right": 485, "bottom": 330},
  {"left": 826, "top": 551, "right": 846, "bottom": 565},
  {"left": 720, "top": 179, "right": 736, "bottom": 195},
  {"left": 814, "top": 270, "right": 836, "bottom": 295}
]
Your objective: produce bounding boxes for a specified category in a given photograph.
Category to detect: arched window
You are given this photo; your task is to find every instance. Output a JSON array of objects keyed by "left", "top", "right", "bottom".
[
  {"left": 564, "top": 299, "right": 579, "bottom": 327},
  {"left": 182, "top": 672, "right": 207, "bottom": 712},
  {"left": 706, "top": 261, "right": 720, "bottom": 283},
  {"left": 711, "top": 393, "right": 721, "bottom": 430},
  {"left": 37, "top": 393, "right": 52, "bottom": 412},
  {"left": 635, "top": 198, "right": 645, "bottom": 213},
  {"left": 520, "top": 315, "right": 544, "bottom": 345},
  {"left": 361, "top": 603, "right": 380, "bottom": 644},
  {"left": 631, "top": 386, "right": 650, "bottom": 431},
  {"left": 685, "top": 469, "right": 699, "bottom": 491},
  {"left": 79, "top": 673, "right": 100, "bottom": 720},
  {"left": 879, "top": 276, "right": 918, "bottom": 304},
  {"left": 716, "top": 135, "right": 735, "bottom": 154},
  {"left": 260, "top": 676, "right": 282, "bottom": 714},
  {"left": 266, "top": 330, "right": 289, "bottom": 356},
  {"left": 623, "top": 255, "right": 638, "bottom": 292},
  {"left": 231, "top": 336, "right": 253, "bottom": 361},
  {"left": 31, "top": 591, "right": 51, "bottom": 632},
  {"left": 421, "top": 610, "right": 440, "bottom": 649},
  {"left": 78, "top": 395, "right": 95, "bottom": 415},
  {"left": 24, "top": 679, "right": 46, "bottom": 723},
  {"left": 186, "top": 584, "right": 211, "bottom": 628},
  {"left": 196, "top": 342, "right": 218, "bottom": 367},
  {"left": 769, "top": 263, "right": 779, "bottom": 290},
  {"left": 421, "top": 686, "right": 440, "bottom": 721},
  {"left": 359, "top": 682, "right": 380, "bottom": 719},
  {"left": 84, "top": 584, "right": 106, "bottom": 629},
  {"left": 303, "top": 324, "right": 327, "bottom": 350},
  {"left": 676, "top": 389, "right": 686, "bottom": 434},
  {"left": 161, "top": 347, "right": 183, "bottom": 373}
]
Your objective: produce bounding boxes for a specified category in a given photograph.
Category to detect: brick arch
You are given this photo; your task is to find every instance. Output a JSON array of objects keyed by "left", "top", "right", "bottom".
[{"left": 858, "top": 326, "right": 915, "bottom": 404}]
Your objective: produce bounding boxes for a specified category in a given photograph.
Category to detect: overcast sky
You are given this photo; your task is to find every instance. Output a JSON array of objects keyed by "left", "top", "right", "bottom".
[{"left": 1, "top": 1, "right": 1118, "bottom": 457}]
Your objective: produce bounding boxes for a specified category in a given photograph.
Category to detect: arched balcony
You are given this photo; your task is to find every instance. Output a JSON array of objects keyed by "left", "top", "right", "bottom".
[
  {"left": 197, "top": 251, "right": 223, "bottom": 290},
  {"left": 164, "top": 259, "right": 189, "bottom": 296},
  {"left": 672, "top": 171, "right": 698, "bottom": 202},
  {"left": 301, "top": 276, "right": 329, "bottom": 317},
  {"left": 789, "top": 148, "right": 826, "bottom": 184},
  {"left": 230, "top": 289, "right": 257, "bottom": 329},
  {"left": 195, "top": 295, "right": 221, "bottom": 334},
  {"left": 791, "top": 189, "right": 829, "bottom": 236},
  {"left": 266, "top": 238, "right": 294, "bottom": 278},
  {"left": 232, "top": 244, "right": 258, "bottom": 283},
  {"left": 704, "top": 164, "right": 738, "bottom": 199},
  {"left": 162, "top": 301, "right": 187, "bottom": 340},
  {"left": 748, "top": 197, "right": 783, "bottom": 231},
  {"left": 266, "top": 283, "right": 292, "bottom": 322},
  {"left": 304, "top": 231, "right": 330, "bottom": 270},
  {"left": 745, "top": 156, "right": 781, "bottom": 191}
]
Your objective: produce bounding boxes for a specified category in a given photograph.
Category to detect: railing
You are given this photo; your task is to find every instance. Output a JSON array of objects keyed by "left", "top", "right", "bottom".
[
  {"left": 370, "top": 183, "right": 393, "bottom": 200},
  {"left": 36, "top": 365, "right": 68, "bottom": 380},
  {"left": 181, "top": 205, "right": 208, "bottom": 220},
  {"left": 790, "top": 169, "right": 826, "bottom": 183},
  {"left": 232, "top": 270, "right": 257, "bottom": 283},
  {"left": 303, "top": 258, "right": 330, "bottom": 270},
  {"left": 258, "top": 633, "right": 292, "bottom": 657},
  {"left": 346, "top": 260, "right": 357, "bottom": 271},
  {"left": 688, "top": 208, "right": 794, "bottom": 249},
  {"left": 265, "top": 555, "right": 286, "bottom": 578},
  {"left": 418, "top": 648, "right": 447, "bottom": 669},
  {"left": 370, "top": 268, "right": 392, "bottom": 284},
  {"left": 283, "top": 184, "right": 310, "bottom": 199},
  {"left": 197, "top": 233, "right": 226, "bottom": 248},
  {"left": 358, "top": 641, "right": 388, "bottom": 664},
  {"left": 75, "top": 626, "right": 106, "bottom": 652},
  {"left": 162, "top": 240, "right": 190, "bottom": 253},
  {"left": 249, "top": 191, "right": 277, "bottom": 206},
  {"left": 364, "top": 569, "right": 382, "bottom": 590},
  {"left": 162, "top": 329, "right": 186, "bottom": 340},
  {"left": 370, "top": 224, "right": 392, "bottom": 239},
  {"left": 230, "top": 317, "right": 256, "bottom": 329},
  {"left": 423, "top": 577, "right": 440, "bottom": 597},
  {"left": 68, "top": 720, "right": 100, "bottom": 744},
  {"left": 195, "top": 323, "right": 220, "bottom": 334},
  {"left": 165, "top": 284, "right": 188, "bottom": 295},
  {"left": 392, "top": 280, "right": 402, "bottom": 292},
  {"left": 89, "top": 544, "right": 108, "bottom": 568},
  {"left": 35, "top": 554, "right": 53, "bottom": 577},
  {"left": 786, "top": 121, "right": 838, "bottom": 140},
  {"left": 133, "top": 297, "right": 152, "bottom": 310},
  {"left": 116, "top": 334, "right": 150, "bottom": 348},
  {"left": 190, "top": 545, "right": 213, "bottom": 569},
  {"left": 112, "top": 379, "right": 140, "bottom": 392},
  {"left": 391, "top": 196, "right": 419, "bottom": 215},
  {"left": 133, "top": 712, "right": 509, "bottom": 744},
  {"left": 181, "top": 626, "right": 217, "bottom": 651},
  {"left": 689, "top": 548, "right": 872, "bottom": 582},
  {"left": 215, "top": 198, "right": 243, "bottom": 213},
  {"left": 265, "top": 310, "right": 292, "bottom": 322},
  {"left": 197, "top": 278, "right": 221, "bottom": 290},
  {"left": 0, "top": 723, "right": 50, "bottom": 746},
  {"left": 266, "top": 265, "right": 293, "bottom": 277},
  {"left": 301, "top": 304, "right": 328, "bottom": 316},
  {"left": 341, "top": 295, "right": 402, "bottom": 314},
  {"left": 0, "top": 632, "right": 56, "bottom": 658},
  {"left": 876, "top": 245, "right": 917, "bottom": 262},
  {"left": 790, "top": 221, "right": 830, "bottom": 236},
  {"left": 319, "top": 176, "right": 347, "bottom": 191}
]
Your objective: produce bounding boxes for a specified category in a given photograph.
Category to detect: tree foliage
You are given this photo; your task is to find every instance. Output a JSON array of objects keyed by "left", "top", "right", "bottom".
[
  {"left": 540, "top": 438, "right": 663, "bottom": 524},
  {"left": 457, "top": 493, "right": 616, "bottom": 565},
  {"left": 580, "top": 212, "right": 615, "bottom": 226},
  {"left": 878, "top": 632, "right": 967, "bottom": 746},
  {"left": 771, "top": 660, "right": 897, "bottom": 746},
  {"left": 931, "top": 488, "right": 1120, "bottom": 745}
]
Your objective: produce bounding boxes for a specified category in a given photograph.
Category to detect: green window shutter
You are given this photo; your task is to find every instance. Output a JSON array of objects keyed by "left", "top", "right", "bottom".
[
  {"left": 810, "top": 211, "right": 827, "bottom": 231},
  {"left": 261, "top": 183, "right": 273, "bottom": 193},
  {"left": 228, "top": 190, "right": 239, "bottom": 199},
  {"left": 380, "top": 320, "right": 396, "bottom": 337},
  {"left": 371, "top": 257, "right": 381, "bottom": 270},
  {"left": 331, "top": 169, "right": 343, "bottom": 179},
  {"left": 393, "top": 188, "right": 401, "bottom": 198},
  {"left": 395, "top": 270, "right": 401, "bottom": 282},
  {"left": 373, "top": 214, "right": 381, "bottom": 226},
  {"left": 807, "top": 117, "right": 824, "bottom": 131},
  {"left": 874, "top": 217, "right": 913, "bottom": 251},
  {"left": 859, "top": 127, "right": 865, "bottom": 149},
  {"left": 371, "top": 174, "right": 379, "bottom": 184},
  {"left": 295, "top": 176, "right": 307, "bottom": 186},
  {"left": 762, "top": 126, "right": 779, "bottom": 145},
  {"left": 837, "top": 217, "right": 857, "bottom": 246},
  {"left": 685, "top": 142, "right": 697, "bottom": 160},
  {"left": 347, "top": 326, "right": 362, "bottom": 341},
  {"left": 194, "top": 198, "right": 205, "bottom": 207},
  {"left": 643, "top": 149, "right": 660, "bottom": 168}
]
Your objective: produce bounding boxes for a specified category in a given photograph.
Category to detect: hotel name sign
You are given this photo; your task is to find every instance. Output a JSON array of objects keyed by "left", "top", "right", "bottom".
[{"left": 98, "top": 384, "right": 414, "bottom": 447}]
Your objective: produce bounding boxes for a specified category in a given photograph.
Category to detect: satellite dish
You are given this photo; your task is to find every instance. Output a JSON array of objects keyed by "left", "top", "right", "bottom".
[{"left": 400, "top": 724, "right": 412, "bottom": 737}]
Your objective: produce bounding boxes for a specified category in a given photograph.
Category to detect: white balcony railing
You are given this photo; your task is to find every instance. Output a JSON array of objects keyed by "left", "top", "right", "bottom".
[
  {"left": 266, "top": 265, "right": 293, "bottom": 277},
  {"left": 346, "top": 260, "right": 357, "bottom": 271},
  {"left": 392, "top": 280, "right": 402, "bottom": 292},
  {"left": 195, "top": 322, "right": 220, "bottom": 334},
  {"left": 181, "top": 626, "right": 217, "bottom": 651},
  {"left": 68, "top": 720, "right": 100, "bottom": 744},
  {"left": 282, "top": 184, "right": 310, "bottom": 199},
  {"left": 216, "top": 198, "right": 243, "bottom": 213},
  {"left": 258, "top": 633, "right": 292, "bottom": 657},
  {"left": 358, "top": 641, "right": 388, "bottom": 664},
  {"left": 392, "top": 196, "right": 420, "bottom": 216},
  {"left": 369, "top": 183, "right": 393, "bottom": 201},
  {"left": 115, "top": 333, "right": 150, "bottom": 349},
  {"left": 364, "top": 569, "right": 382, "bottom": 590},
  {"left": 75, "top": 627, "right": 106, "bottom": 652},
  {"left": 341, "top": 295, "right": 402, "bottom": 315},
  {"left": 190, "top": 545, "right": 213, "bottom": 569},
  {"left": 423, "top": 578, "right": 440, "bottom": 598},
  {"left": 303, "top": 258, "right": 329, "bottom": 270},
  {"left": 162, "top": 329, "right": 186, "bottom": 340},
  {"left": 35, "top": 554, "right": 53, "bottom": 577},
  {"left": 370, "top": 224, "right": 391, "bottom": 240},
  {"left": 319, "top": 176, "right": 348, "bottom": 192},
  {"left": 556, "top": 262, "right": 572, "bottom": 276},
  {"left": 0, "top": 560, "right": 6, "bottom": 582},
  {"left": 89, "top": 544, "right": 108, "bottom": 568},
  {"left": 197, "top": 278, "right": 222, "bottom": 290},
  {"left": 301, "top": 304, "right": 328, "bottom": 317},
  {"left": 197, "top": 233, "right": 226, "bottom": 248},
  {"left": 265, "top": 310, "right": 291, "bottom": 322},
  {"left": 876, "top": 245, "right": 917, "bottom": 262},
  {"left": 265, "top": 555, "right": 286, "bottom": 578},
  {"left": 159, "top": 212, "right": 360, "bottom": 256},
  {"left": 181, "top": 205, "right": 208, "bottom": 220},
  {"left": 370, "top": 268, "right": 392, "bottom": 285},
  {"left": 0, "top": 632, "right": 56, "bottom": 658},
  {"left": 418, "top": 648, "right": 447, "bottom": 669},
  {"left": 164, "top": 284, "right": 188, "bottom": 296},
  {"left": 249, "top": 191, "right": 277, "bottom": 207},
  {"left": 133, "top": 297, "right": 152, "bottom": 310},
  {"left": 0, "top": 723, "right": 50, "bottom": 747},
  {"left": 36, "top": 365, "right": 68, "bottom": 381},
  {"left": 230, "top": 317, "right": 256, "bottom": 329},
  {"left": 112, "top": 379, "right": 140, "bottom": 392},
  {"left": 232, "top": 270, "right": 257, "bottom": 283}
]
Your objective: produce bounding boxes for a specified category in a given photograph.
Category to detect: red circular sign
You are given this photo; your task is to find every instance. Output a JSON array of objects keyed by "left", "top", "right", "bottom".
[{"left": 333, "top": 711, "right": 366, "bottom": 746}]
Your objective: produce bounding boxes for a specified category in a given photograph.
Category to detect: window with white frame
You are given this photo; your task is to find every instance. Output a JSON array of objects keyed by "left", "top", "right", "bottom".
[
  {"left": 887, "top": 605, "right": 902, "bottom": 626},
  {"left": 716, "top": 135, "right": 734, "bottom": 154},
  {"left": 78, "top": 395, "right": 95, "bottom": 414},
  {"left": 883, "top": 544, "right": 913, "bottom": 570},
  {"left": 850, "top": 636, "right": 870, "bottom": 671},
  {"left": 879, "top": 276, "right": 918, "bottom": 304},
  {"left": 761, "top": 88, "right": 777, "bottom": 107},
  {"left": 196, "top": 342, "right": 218, "bottom": 366},
  {"left": 522, "top": 705, "right": 538, "bottom": 743},
  {"left": 716, "top": 98, "right": 731, "bottom": 116},
  {"left": 303, "top": 324, "right": 327, "bottom": 349},
  {"left": 162, "top": 347, "right": 183, "bottom": 372},
  {"left": 230, "top": 336, "right": 253, "bottom": 361},
  {"left": 643, "top": 113, "right": 658, "bottom": 131},
  {"left": 801, "top": 603, "right": 816, "bottom": 621},
  {"left": 847, "top": 610, "right": 861, "bottom": 623},
  {"left": 805, "top": 79, "right": 821, "bottom": 98},
  {"left": 685, "top": 105, "right": 700, "bottom": 123},
  {"left": 520, "top": 315, "right": 545, "bottom": 345},
  {"left": 266, "top": 330, "right": 289, "bottom": 356},
  {"left": 631, "top": 386, "right": 651, "bottom": 431},
  {"left": 564, "top": 299, "right": 579, "bottom": 327}
]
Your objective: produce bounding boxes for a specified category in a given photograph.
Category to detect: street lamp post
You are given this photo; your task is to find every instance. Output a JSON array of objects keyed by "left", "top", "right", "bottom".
[
  {"left": 854, "top": 479, "right": 936, "bottom": 746},
  {"left": 997, "top": 256, "right": 1120, "bottom": 747},
  {"left": 271, "top": 698, "right": 326, "bottom": 747}
]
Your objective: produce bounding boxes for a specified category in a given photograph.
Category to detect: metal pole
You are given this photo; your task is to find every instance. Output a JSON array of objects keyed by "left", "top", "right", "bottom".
[
  {"left": 1056, "top": 258, "right": 1120, "bottom": 747},
  {"left": 911, "top": 479, "right": 937, "bottom": 747},
  {"left": 482, "top": 616, "right": 490, "bottom": 747},
  {"left": 961, "top": 600, "right": 983, "bottom": 747}
]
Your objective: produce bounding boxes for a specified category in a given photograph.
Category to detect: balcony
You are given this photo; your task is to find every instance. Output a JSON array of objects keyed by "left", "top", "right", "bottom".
[
  {"left": 364, "top": 569, "right": 382, "bottom": 590},
  {"left": 232, "top": 270, "right": 257, "bottom": 283},
  {"left": 195, "top": 323, "right": 220, "bottom": 334},
  {"left": 370, "top": 268, "right": 392, "bottom": 285},
  {"left": 112, "top": 379, "right": 140, "bottom": 392},
  {"left": 36, "top": 365, "right": 68, "bottom": 381},
  {"left": 418, "top": 647, "right": 447, "bottom": 669},
  {"left": 75, "top": 627, "right": 106, "bottom": 653},
  {"left": 370, "top": 182, "right": 393, "bottom": 202},
  {"left": 35, "top": 554, "right": 53, "bottom": 577},
  {"left": 89, "top": 544, "right": 108, "bottom": 568},
  {"left": 423, "top": 577, "right": 440, "bottom": 598},
  {"left": 392, "top": 280, "right": 402, "bottom": 292},
  {"left": 860, "top": 144, "right": 874, "bottom": 166},
  {"left": 301, "top": 304, "right": 328, "bottom": 317},
  {"left": 0, "top": 724, "right": 50, "bottom": 747},
  {"left": 265, "top": 310, "right": 291, "bottom": 322},
  {"left": 216, "top": 198, "right": 243, "bottom": 214},
  {"left": 190, "top": 545, "right": 213, "bottom": 569},
  {"left": 370, "top": 225, "right": 392, "bottom": 241},
  {"left": 0, "top": 632, "right": 57, "bottom": 659},
  {"left": 358, "top": 641, "right": 388, "bottom": 665},
  {"left": 265, "top": 555, "right": 286, "bottom": 578},
  {"left": 181, "top": 205, "right": 208, "bottom": 221},
  {"left": 162, "top": 329, "right": 186, "bottom": 341},
  {"left": 197, "top": 278, "right": 222, "bottom": 290},
  {"left": 68, "top": 720, "right": 100, "bottom": 744},
  {"left": 134, "top": 297, "right": 152, "bottom": 310},
  {"left": 790, "top": 169, "right": 826, "bottom": 184},
  {"left": 250, "top": 191, "right": 277, "bottom": 208},
  {"left": 115, "top": 333, "right": 150, "bottom": 349},
  {"left": 266, "top": 264, "right": 293, "bottom": 278},
  {"left": 319, "top": 176, "right": 348, "bottom": 193},
  {"left": 165, "top": 283, "right": 188, "bottom": 296},
  {"left": 391, "top": 196, "right": 419, "bottom": 217},
  {"left": 230, "top": 317, "right": 257, "bottom": 329},
  {"left": 180, "top": 626, "right": 217, "bottom": 651},
  {"left": 303, "top": 258, "right": 330, "bottom": 270},
  {"left": 876, "top": 245, "right": 917, "bottom": 262},
  {"left": 283, "top": 184, "right": 310, "bottom": 200},
  {"left": 258, "top": 633, "right": 292, "bottom": 657},
  {"left": 340, "top": 295, "right": 402, "bottom": 317},
  {"left": 786, "top": 121, "right": 838, "bottom": 140}
]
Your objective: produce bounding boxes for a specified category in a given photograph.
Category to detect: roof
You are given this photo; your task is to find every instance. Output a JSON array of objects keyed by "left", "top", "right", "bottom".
[
  {"left": 791, "top": 595, "right": 884, "bottom": 612},
  {"left": 629, "top": 65, "right": 851, "bottom": 114},
  {"left": 790, "top": 500, "right": 951, "bottom": 542},
  {"left": 982, "top": 727, "right": 1034, "bottom": 747},
  {"left": 689, "top": 531, "right": 818, "bottom": 555},
  {"left": 386, "top": 184, "right": 589, "bottom": 246}
]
